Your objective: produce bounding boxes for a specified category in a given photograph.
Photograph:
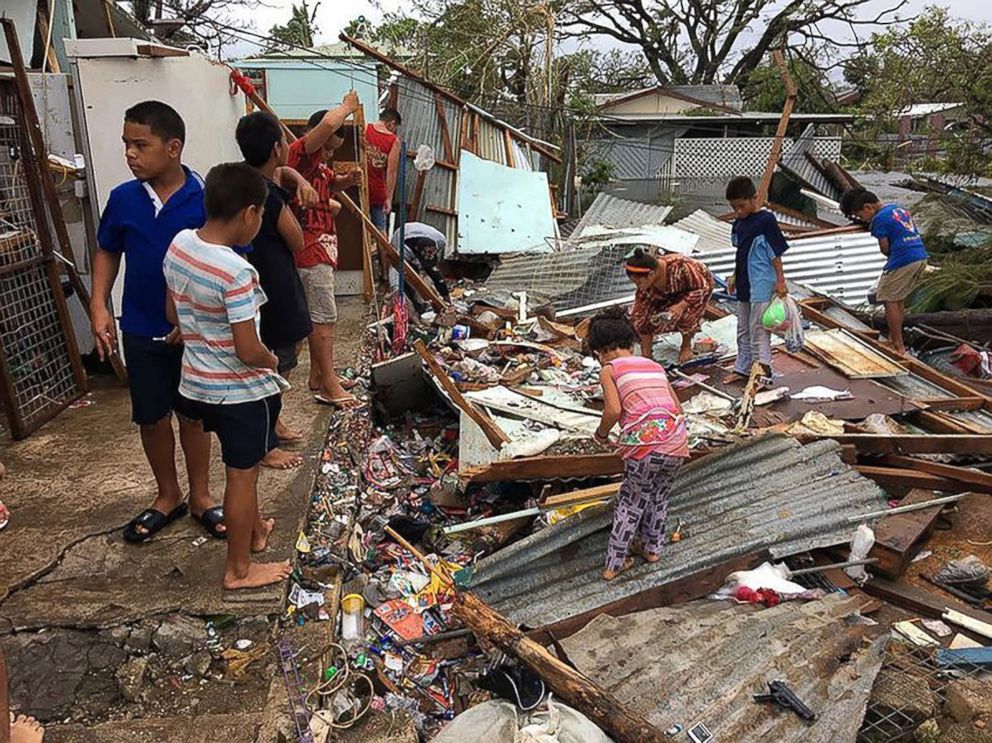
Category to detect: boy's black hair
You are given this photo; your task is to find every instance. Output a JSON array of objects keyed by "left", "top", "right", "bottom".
[
  {"left": 380, "top": 108, "right": 402, "bottom": 126},
  {"left": 306, "top": 109, "right": 327, "bottom": 130},
  {"left": 587, "top": 307, "right": 639, "bottom": 354},
  {"left": 124, "top": 100, "right": 185, "bottom": 144},
  {"left": 203, "top": 162, "right": 268, "bottom": 221},
  {"left": 625, "top": 246, "right": 658, "bottom": 271},
  {"left": 839, "top": 188, "right": 881, "bottom": 217},
  {"left": 235, "top": 112, "right": 283, "bottom": 167},
  {"left": 725, "top": 175, "right": 756, "bottom": 201}
]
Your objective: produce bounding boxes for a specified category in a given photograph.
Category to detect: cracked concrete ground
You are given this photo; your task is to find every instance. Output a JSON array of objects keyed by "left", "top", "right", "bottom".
[{"left": 0, "top": 297, "right": 367, "bottom": 740}]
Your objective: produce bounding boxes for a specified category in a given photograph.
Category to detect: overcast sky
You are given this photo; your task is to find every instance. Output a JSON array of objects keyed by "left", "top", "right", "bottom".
[{"left": 240, "top": 0, "right": 991, "bottom": 47}]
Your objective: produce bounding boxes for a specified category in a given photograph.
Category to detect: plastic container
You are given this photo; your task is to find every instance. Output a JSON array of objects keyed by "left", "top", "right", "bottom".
[{"left": 341, "top": 593, "right": 365, "bottom": 641}]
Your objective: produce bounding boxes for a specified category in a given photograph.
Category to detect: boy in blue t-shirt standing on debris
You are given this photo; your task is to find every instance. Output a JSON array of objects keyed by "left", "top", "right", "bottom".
[
  {"left": 840, "top": 188, "right": 928, "bottom": 355},
  {"left": 725, "top": 176, "right": 788, "bottom": 383}
]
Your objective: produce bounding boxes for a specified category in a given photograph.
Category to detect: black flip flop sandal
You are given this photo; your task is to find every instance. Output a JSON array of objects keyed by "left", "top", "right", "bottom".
[
  {"left": 192, "top": 506, "right": 226, "bottom": 539},
  {"left": 123, "top": 503, "right": 189, "bottom": 543}
]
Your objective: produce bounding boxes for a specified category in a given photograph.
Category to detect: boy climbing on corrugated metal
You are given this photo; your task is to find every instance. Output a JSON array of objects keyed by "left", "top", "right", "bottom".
[
  {"left": 840, "top": 188, "right": 928, "bottom": 355},
  {"left": 588, "top": 308, "right": 690, "bottom": 581}
]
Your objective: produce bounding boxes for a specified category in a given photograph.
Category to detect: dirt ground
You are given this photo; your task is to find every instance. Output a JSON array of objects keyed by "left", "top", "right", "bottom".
[{"left": 0, "top": 297, "right": 368, "bottom": 741}]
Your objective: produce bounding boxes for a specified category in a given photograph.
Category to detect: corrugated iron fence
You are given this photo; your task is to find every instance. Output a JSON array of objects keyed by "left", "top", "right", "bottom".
[{"left": 0, "top": 78, "right": 85, "bottom": 438}]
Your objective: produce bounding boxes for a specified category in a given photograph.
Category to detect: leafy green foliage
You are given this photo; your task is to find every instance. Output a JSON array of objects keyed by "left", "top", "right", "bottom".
[
  {"left": 742, "top": 57, "right": 837, "bottom": 114},
  {"left": 268, "top": 1, "right": 320, "bottom": 50}
]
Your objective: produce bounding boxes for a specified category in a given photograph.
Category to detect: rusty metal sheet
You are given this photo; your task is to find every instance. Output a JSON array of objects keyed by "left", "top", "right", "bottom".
[{"left": 803, "top": 328, "right": 908, "bottom": 378}]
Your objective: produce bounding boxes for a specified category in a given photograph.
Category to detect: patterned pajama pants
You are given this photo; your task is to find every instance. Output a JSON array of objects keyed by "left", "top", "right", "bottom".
[{"left": 605, "top": 453, "right": 683, "bottom": 571}]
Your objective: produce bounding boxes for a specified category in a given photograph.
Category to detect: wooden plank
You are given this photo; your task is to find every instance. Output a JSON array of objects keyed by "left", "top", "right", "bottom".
[
  {"left": 36, "top": 8, "right": 60, "bottom": 73},
  {"left": 413, "top": 340, "right": 509, "bottom": 448},
  {"left": 526, "top": 551, "right": 769, "bottom": 645},
  {"left": 408, "top": 170, "right": 427, "bottom": 222},
  {"left": 425, "top": 204, "right": 458, "bottom": 217},
  {"left": 878, "top": 456, "right": 992, "bottom": 492},
  {"left": 354, "top": 105, "right": 374, "bottom": 302},
  {"left": 820, "top": 434, "right": 992, "bottom": 456},
  {"left": 803, "top": 328, "right": 908, "bottom": 378},
  {"left": 756, "top": 50, "right": 796, "bottom": 205},
  {"left": 434, "top": 94, "right": 454, "bottom": 162},
  {"left": 541, "top": 483, "right": 620, "bottom": 510},
  {"left": 767, "top": 200, "right": 834, "bottom": 229},
  {"left": 863, "top": 576, "right": 992, "bottom": 626},
  {"left": 461, "top": 453, "right": 622, "bottom": 483},
  {"left": 920, "top": 397, "right": 986, "bottom": 412},
  {"left": 340, "top": 193, "right": 446, "bottom": 311},
  {"left": 504, "top": 128, "right": 516, "bottom": 168},
  {"left": 867, "top": 490, "right": 945, "bottom": 577},
  {"left": 135, "top": 44, "right": 188, "bottom": 58},
  {"left": 856, "top": 465, "right": 970, "bottom": 493},
  {"left": 100, "top": 0, "right": 116, "bottom": 37}
]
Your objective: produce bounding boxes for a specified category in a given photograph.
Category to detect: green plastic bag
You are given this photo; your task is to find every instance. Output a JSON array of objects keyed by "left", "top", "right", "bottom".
[{"left": 762, "top": 297, "right": 787, "bottom": 330}]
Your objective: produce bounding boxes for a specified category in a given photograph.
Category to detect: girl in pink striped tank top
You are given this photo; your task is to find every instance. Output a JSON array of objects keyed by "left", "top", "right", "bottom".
[{"left": 589, "top": 308, "right": 689, "bottom": 581}]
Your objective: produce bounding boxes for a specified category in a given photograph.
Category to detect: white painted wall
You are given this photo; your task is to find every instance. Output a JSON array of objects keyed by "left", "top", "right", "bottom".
[
  {"left": 66, "top": 40, "right": 247, "bottom": 348},
  {"left": 0, "top": 0, "right": 38, "bottom": 64}
]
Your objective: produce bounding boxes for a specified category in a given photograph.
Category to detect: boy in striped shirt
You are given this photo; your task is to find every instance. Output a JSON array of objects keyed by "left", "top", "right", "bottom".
[{"left": 163, "top": 162, "right": 292, "bottom": 591}]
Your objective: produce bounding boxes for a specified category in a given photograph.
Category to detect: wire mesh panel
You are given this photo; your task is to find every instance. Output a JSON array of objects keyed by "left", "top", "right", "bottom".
[{"left": 0, "top": 79, "right": 85, "bottom": 438}]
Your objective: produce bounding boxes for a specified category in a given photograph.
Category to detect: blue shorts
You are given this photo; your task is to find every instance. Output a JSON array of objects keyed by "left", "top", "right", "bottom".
[
  {"left": 183, "top": 394, "right": 281, "bottom": 470},
  {"left": 122, "top": 333, "right": 197, "bottom": 426}
]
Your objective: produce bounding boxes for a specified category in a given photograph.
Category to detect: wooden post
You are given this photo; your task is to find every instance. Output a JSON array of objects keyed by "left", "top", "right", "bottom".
[
  {"left": 36, "top": 8, "right": 61, "bottom": 73},
  {"left": 353, "top": 105, "right": 375, "bottom": 302},
  {"left": 434, "top": 94, "right": 454, "bottom": 162},
  {"left": 339, "top": 193, "right": 446, "bottom": 311},
  {"left": 381, "top": 526, "right": 667, "bottom": 743},
  {"left": 756, "top": 50, "right": 796, "bottom": 206},
  {"left": 413, "top": 339, "right": 509, "bottom": 448},
  {"left": 101, "top": 0, "right": 116, "bottom": 37}
]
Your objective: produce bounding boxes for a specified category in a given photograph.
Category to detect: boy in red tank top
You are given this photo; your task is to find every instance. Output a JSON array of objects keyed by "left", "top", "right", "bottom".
[{"left": 365, "top": 109, "right": 401, "bottom": 234}]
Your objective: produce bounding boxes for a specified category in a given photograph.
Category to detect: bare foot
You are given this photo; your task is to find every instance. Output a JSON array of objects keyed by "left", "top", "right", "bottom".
[
  {"left": 308, "top": 372, "right": 321, "bottom": 391},
  {"left": 10, "top": 712, "right": 45, "bottom": 743},
  {"left": 317, "top": 383, "right": 361, "bottom": 410},
  {"left": 677, "top": 348, "right": 693, "bottom": 365},
  {"left": 261, "top": 448, "right": 304, "bottom": 470},
  {"left": 252, "top": 517, "right": 275, "bottom": 552},
  {"left": 602, "top": 557, "right": 635, "bottom": 581},
  {"left": 0, "top": 499, "right": 9, "bottom": 530},
  {"left": 223, "top": 560, "right": 292, "bottom": 590},
  {"left": 275, "top": 420, "right": 304, "bottom": 443}
]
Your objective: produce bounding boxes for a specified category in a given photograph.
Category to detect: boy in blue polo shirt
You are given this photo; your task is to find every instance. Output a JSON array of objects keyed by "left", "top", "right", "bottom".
[
  {"left": 725, "top": 176, "right": 789, "bottom": 383},
  {"left": 91, "top": 101, "right": 224, "bottom": 543},
  {"left": 840, "top": 188, "right": 928, "bottom": 355}
]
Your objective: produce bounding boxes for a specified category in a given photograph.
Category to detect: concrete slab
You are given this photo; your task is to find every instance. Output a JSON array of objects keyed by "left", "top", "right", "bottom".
[{"left": 0, "top": 298, "right": 366, "bottom": 632}]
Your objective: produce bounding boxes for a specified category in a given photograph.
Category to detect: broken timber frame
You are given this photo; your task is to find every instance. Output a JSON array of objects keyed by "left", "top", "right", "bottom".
[
  {"left": 383, "top": 526, "right": 668, "bottom": 743},
  {"left": 412, "top": 339, "right": 508, "bottom": 448}
]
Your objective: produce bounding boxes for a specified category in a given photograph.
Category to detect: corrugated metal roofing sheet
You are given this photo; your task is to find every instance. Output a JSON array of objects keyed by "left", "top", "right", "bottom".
[
  {"left": 877, "top": 372, "right": 957, "bottom": 400},
  {"left": 571, "top": 193, "right": 672, "bottom": 238},
  {"left": 472, "top": 434, "right": 887, "bottom": 627},
  {"left": 671, "top": 209, "right": 733, "bottom": 253},
  {"left": 942, "top": 409, "right": 992, "bottom": 433},
  {"left": 780, "top": 124, "right": 842, "bottom": 200},
  {"left": 697, "top": 231, "right": 885, "bottom": 306}
]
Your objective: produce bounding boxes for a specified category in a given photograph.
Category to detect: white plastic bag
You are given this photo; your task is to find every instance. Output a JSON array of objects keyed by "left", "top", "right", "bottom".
[{"left": 846, "top": 524, "right": 876, "bottom": 584}]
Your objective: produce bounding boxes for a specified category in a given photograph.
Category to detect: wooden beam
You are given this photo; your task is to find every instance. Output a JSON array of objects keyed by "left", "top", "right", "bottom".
[
  {"left": 823, "top": 434, "right": 992, "bottom": 456},
  {"left": 919, "top": 397, "right": 986, "bottom": 412},
  {"left": 526, "top": 551, "right": 769, "bottom": 646},
  {"left": 36, "top": 8, "right": 60, "bottom": 73},
  {"left": 408, "top": 171, "right": 427, "bottom": 222},
  {"left": 864, "top": 576, "right": 992, "bottom": 627},
  {"left": 460, "top": 453, "right": 622, "bottom": 483},
  {"left": 542, "top": 483, "right": 620, "bottom": 510},
  {"left": 877, "top": 456, "right": 992, "bottom": 493},
  {"left": 101, "top": 0, "right": 116, "bottom": 37},
  {"left": 425, "top": 204, "right": 457, "bottom": 217},
  {"left": 504, "top": 128, "right": 516, "bottom": 167},
  {"left": 413, "top": 339, "right": 509, "bottom": 449},
  {"left": 340, "top": 193, "right": 446, "bottom": 311},
  {"left": 434, "top": 94, "right": 454, "bottom": 162},
  {"left": 756, "top": 49, "right": 796, "bottom": 205},
  {"left": 456, "top": 592, "right": 668, "bottom": 743},
  {"left": 856, "top": 465, "right": 971, "bottom": 493},
  {"left": 867, "top": 490, "right": 946, "bottom": 577},
  {"left": 135, "top": 43, "right": 188, "bottom": 57},
  {"left": 767, "top": 201, "right": 834, "bottom": 229},
  {"left": 354, "top": 105, "right": 374, "bottom": 302}
]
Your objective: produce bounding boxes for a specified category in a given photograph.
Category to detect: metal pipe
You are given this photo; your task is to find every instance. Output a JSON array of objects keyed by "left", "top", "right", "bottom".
[
  {"left": 669, "top": 368, "right": 738, "bottom": 403},
  {"left": 787, "top": 558, "right": 877, "bottom": 577},
  {"left": 444, "top": 507, "right": 542, "bottom": 535},
  {"left": 847, "top": 493, "right": 968, "bottom": 523}
]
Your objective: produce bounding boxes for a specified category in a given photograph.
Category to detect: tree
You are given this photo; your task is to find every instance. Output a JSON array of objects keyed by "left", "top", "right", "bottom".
[
  {"left": 847, "top": 7, "right": 992, "bottom": 175},
  {"left": 125, "top": 0, "right": 262, "bottom": 52},
  {"left": 742, "top": 55, "right": 836, "bottom": 113},
  {"left": 560, "top": 0, "right": 906, "bottom": 88},
  {"left": 269, "top": 1, "right": 320, "bottom": 50}
]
